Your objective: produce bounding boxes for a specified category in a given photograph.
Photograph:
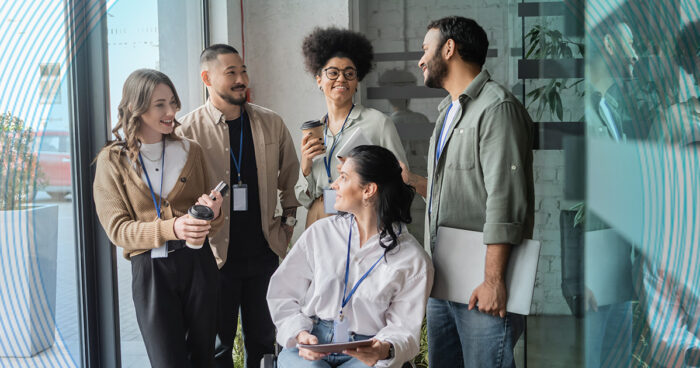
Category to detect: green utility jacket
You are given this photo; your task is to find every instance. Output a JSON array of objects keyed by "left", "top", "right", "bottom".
[{"left": 426, "top": 69, "right": 535, "bottom": 250}]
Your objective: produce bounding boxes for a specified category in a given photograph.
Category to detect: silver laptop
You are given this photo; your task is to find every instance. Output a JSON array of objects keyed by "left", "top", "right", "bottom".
[{"left": 430, "top": 226, "right": 541, "bottom": 315}]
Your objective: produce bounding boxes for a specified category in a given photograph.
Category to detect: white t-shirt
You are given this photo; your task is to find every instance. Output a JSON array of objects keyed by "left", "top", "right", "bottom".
[
  {"left": 267, "top": 215, "right": 434, "bottom": 368},
  {"left": 431, "top": 99, "right": 461, "bottom": 214},
  {"left": 138, "top": 139, "right": 189, "bottom": 199},
  {"left": 436, "top": 99, "right": 461, "bottom": 160}
]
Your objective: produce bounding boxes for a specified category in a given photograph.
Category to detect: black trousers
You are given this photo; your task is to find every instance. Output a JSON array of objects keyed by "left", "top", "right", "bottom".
[
  {"left": 131, "top": 240, "right": 219, "bottom": 368},
  {"left": 214, "top": 255, "right": 278, "bottom": 368}
]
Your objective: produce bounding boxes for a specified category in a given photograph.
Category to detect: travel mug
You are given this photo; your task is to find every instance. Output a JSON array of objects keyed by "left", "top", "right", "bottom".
[{"left": 185, "top": 204, "right": 214, "bottom": 249}]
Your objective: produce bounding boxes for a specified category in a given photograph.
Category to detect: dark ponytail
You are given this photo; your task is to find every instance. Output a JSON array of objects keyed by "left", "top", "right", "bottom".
[{"left": 345, "top": 145, "right": 415, "bottom": 256}]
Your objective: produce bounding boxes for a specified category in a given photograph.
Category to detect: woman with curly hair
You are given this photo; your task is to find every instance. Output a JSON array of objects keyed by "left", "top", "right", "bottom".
[
  {"left": 295, "top": 27, "right": 409, "bottom": 228},
  {"left": 93, "top": 69, "right": 224, "bottom": 367}
]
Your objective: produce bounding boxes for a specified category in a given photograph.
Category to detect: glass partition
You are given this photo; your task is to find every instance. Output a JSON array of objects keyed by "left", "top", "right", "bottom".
[
  {"left": 0, "top": 1, "right": 83, "bottom": 366},
  {"left": 585, "top": 0, "right": 700, "bottom": 367}
]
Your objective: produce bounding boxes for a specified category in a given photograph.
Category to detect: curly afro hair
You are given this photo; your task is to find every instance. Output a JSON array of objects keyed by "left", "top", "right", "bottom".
[{"left": 302, "top": 27, "right": 374, "bottom": 81}]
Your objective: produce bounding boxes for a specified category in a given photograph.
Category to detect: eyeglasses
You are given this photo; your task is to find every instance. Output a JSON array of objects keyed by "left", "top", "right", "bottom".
[{"left": 323, "top": 67, "right": 358, "bottom": 81}]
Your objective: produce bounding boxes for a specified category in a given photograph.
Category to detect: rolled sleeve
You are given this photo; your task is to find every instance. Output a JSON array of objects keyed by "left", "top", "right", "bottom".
[
  {"left": 277, "top": 314, "right": 313, "bottom": 348},
  {"left": 479, "top": 101, "right": 532, "bottom": 245},
  {"left": 294, "top": 168, "right": 318, "bottom": 209}
]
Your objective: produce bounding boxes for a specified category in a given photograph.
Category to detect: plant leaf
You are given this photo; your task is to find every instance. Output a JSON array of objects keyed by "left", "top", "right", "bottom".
[{"left": 555, "top": 92, "right": 563, "bottom": 121}]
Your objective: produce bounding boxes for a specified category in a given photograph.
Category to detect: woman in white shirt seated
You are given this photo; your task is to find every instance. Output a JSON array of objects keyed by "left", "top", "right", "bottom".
[{"left": 267, "top": 145, "right": 434, "bottom": 368}]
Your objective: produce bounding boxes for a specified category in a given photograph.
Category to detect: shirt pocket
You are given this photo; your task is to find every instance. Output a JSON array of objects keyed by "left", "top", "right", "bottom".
[
  {"left": 353, "top": 276, "right": 394, "bottom": 312},
  {"left": 445, "top": 126, "right": 476, "bottom": 170}
]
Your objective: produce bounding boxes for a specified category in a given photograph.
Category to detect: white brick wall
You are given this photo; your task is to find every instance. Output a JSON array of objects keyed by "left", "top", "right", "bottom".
[{"left": 531, "top": 151, "right": 571, "bottom": 315}]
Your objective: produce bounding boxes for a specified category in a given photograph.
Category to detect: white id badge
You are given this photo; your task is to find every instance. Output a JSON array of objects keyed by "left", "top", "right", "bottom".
[
  {"left": 151, "top": 243, "right": 168, "bottom": 258},
  {"left": 332, "top": 316, "right": 350, "bottom": 343},
  {"left": 323, "top": 189, "right": 338, "bottom": 214},
  {"left": 233, "top": 184, "right": 248, "bottom": 211}
]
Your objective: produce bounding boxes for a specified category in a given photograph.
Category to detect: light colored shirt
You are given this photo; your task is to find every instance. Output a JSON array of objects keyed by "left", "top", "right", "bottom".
[
  {"left": 138, "top": 139, "right": 189, "bottom": 199},
  {"left": 435, "top": 100, "right": 461, "bottom": 161},
  {"left": 177, "top": 100, "right": 300, "bottom": 266},
  {"left": 294, "top": 104, "right": 408, "bottom": 208},
  {"left": 267, "top": 215, "right": 433, "bottom": 368}
]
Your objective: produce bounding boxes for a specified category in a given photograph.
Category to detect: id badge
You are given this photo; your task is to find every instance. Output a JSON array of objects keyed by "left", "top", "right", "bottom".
[
  {"left": 323, "top": 188, "right": 338, "bottom": 214},
  {"left": 151, "top": 242, "right": 168, "bottom": 258},
  {"left": 332, "top": 316, "right": 350, "bottom": 343},
  {"left": 233, "top": 184, "right": 248, "bottom": 211}
]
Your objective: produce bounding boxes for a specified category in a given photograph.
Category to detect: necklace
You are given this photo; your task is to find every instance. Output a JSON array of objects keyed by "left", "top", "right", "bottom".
[{"left": 140, "top": 140, "right": 165, "bottom": 163}]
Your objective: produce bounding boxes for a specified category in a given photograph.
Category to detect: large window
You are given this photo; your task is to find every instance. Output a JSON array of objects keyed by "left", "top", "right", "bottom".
[{"left": 0, "top": 1, "right": 82, "bottom": 367}]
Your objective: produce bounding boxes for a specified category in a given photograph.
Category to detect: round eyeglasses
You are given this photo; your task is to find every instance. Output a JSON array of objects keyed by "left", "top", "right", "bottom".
[{"left": 323, "top": 67, "right": 358, "bottom": 81}]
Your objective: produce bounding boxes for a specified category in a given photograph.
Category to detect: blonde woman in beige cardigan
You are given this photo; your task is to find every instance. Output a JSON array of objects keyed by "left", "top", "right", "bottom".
[{"left": 93, "top": 69, "right": 223, "bottom": 368}]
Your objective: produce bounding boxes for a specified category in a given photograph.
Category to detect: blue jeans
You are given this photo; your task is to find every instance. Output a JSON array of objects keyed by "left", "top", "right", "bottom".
[
  {"left": 427, "top": 298, "right": 524, "bottom": 368},
  {"left": 278, "top": 317, "right": 373, "bottom": 368}
]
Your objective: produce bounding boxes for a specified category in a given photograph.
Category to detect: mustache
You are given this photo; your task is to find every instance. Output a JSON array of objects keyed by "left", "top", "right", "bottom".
[{"left": 231, "top": 84, "right": 247, "bottom": 90}]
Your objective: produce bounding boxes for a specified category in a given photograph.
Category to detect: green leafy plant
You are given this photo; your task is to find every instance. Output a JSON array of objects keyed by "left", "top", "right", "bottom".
[
  {"left": 570, "top": 202, "right": 585, "bottom": 228},
  {"left": 0, "top": 112, "right": 44, "bottom": 210},
  {"left": 232, "top": 319, "right": 245, "bottom": 367},
  {"left": 524, "top": 24, "right": 585, "bottom": 121},
  {"left": 412, "top": 318, "right": 429, "bottom": 368}
]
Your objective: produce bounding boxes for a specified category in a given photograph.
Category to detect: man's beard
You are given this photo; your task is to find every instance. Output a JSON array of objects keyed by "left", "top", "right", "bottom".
[
  {"left": 424, "top": 49, "right": 448, "bottom": 89},
  {"left": 218, "top": 89, "right": 246, "bottom": 106}
]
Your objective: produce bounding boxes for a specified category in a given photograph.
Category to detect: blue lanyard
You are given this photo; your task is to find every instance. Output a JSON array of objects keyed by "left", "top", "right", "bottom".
[
  {"left": 138, "top": 140, "right": 165, "bottom": 219},
  {"left": 230, "top": 112, "right": 245, "bottom": 184},
  {"left": 323, "top": 104, "right": 355, "bottom": 185},
  {"left": 340, "top": 216, "right": 385, "bottom": 315},
  {"left": 436, "top": 102, "right": 455, "bottom": 162}
]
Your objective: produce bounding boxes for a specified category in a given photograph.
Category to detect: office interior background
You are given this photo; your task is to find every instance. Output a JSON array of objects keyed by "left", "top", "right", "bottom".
[{"left": 0, "top": 0, "right": 698, "bottom": 367}]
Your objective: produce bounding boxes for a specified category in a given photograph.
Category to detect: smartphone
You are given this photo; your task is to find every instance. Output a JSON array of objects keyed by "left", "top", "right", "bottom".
[{"left": 209, "top": 181, "right": 229, "bottom": 200}]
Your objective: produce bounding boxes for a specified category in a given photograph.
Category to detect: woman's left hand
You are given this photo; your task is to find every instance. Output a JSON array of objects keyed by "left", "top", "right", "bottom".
[
  {"left": 197, "top": 191, "right": 223, "bottom": 219},
  {"left": 343, "top": 338, "right": 391, "bottom": 366}
]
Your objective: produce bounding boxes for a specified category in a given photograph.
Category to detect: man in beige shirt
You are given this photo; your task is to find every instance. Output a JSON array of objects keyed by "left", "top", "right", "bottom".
[{"left": 177, "top": 44, "right": 300, "bottom": 368}]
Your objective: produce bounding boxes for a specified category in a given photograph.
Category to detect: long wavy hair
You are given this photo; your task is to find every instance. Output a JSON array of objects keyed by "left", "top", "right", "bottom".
[
  {"left": 105, "top": 69, "right": 182, "bottom": 173},
  {"left": 345, "top": 145, "right": 415, "bottom": 256}
]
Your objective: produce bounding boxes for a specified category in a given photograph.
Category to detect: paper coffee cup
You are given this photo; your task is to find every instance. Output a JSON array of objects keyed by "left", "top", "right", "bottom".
[
  {"left": 301, "top": 119, "right": 324, "bottom": 141},
  {"left": 186, "top": 204, "right": 214, "bottom": 249}
]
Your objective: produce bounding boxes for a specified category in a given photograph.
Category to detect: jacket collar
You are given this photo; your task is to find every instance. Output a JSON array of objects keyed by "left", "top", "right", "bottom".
[
  {"left": 204, "top": 99, "right": 251, "bottom": 124},
  {"left": 437, "top": 69, "right": 491, "bottom": 111}
]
